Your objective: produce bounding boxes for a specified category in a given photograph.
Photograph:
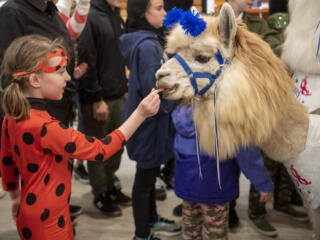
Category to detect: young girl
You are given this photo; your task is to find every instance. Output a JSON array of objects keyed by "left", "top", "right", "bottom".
[
  {"left": 172, "top": 105, "right": 274, "bottom": 240},
  {"left": 119, "top": 0, "right": 180, "bottom": 239},
  {"left": 0, "top": 34, "right": 160, "bottom": 240}
]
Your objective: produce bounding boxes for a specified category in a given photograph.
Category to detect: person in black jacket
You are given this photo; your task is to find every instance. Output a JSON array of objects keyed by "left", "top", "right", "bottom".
[
  {"left": 77, "top": 0, "right": 130, "bottom": 217},
  {"left": 0, "top": 0, "right": 76, "bottom": 126},
  {"left": 0, "top": 0, "right": 84, "bottom": 226}
]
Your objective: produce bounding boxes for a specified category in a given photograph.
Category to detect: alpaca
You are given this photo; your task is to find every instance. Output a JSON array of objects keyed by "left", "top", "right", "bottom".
[{"left": 156, "top": 4, "right": 320, "bottom": 238}]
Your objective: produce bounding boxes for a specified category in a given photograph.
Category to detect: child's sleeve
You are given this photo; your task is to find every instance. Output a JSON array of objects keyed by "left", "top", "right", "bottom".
[
  {"left": 0, "top": 116, "right": 19, "bottom": 192},
  {"left": 236, "top": 145, "right": 274, "bottom": 192},
  {"left": 39, "top": 120, "right": 124, "bottom": 162}
]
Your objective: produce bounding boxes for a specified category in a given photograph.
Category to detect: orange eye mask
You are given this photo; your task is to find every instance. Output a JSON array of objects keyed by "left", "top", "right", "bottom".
[{"left": 12, "top": 48, "right": 68, "bottom": 77}]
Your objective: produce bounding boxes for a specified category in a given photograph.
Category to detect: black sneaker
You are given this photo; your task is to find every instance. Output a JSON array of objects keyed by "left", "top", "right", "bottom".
[
  {"left": 229, "top": 208, "right": 240, "bottom": 229},
  {"left": 274, "top": 204, "right": 309, "bottom": 221},
  {"left": 110, "top": 188, "right": 132, "bottom": 206},
  {"left": 172, "top": 204, "right": 182, "bottom": 217},
  {"left": 150, "top": 217, "right": 182, "bottom": 236},
  {"left": 249, "top": 215, "right": 278, "bottom": 237},
  {"left": 94, "top": 192, "right": 122, "bottom": 217},
  {"left": 70, "top": 205, "right": 82, "bottom": 217},
  {"left": 74, "top": 164, "right": 89, "bottom": 184}
]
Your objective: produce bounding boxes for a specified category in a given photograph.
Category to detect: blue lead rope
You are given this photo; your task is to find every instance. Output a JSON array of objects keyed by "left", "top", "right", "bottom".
[
  {"left": 315, "top": 20, "right": 320, "bottom": 61},
  {"left": 192, "top": 87, "right": 221, "bottom": 189},
  {"left": 214, "top": 87, "right": 221, "bottom": 190},
  {"left": 174, "top": 50, "right": 228, "bottom": 190}
]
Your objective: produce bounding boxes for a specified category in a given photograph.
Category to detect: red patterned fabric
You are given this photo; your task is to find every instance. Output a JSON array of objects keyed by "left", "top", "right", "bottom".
[{"left": 0, "top": 105, "right": 124, "bottom": 239}]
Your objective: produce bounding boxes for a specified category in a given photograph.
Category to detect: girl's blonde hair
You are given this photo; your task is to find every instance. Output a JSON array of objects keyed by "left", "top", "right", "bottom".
[{"left": 1, "top": 35, "right": 67, "bottom": 120}]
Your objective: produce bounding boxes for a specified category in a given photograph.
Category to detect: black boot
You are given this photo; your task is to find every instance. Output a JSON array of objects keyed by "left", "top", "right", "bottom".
[
  {"left": 229, "top": 200, "right": 239, "bottom": 229},
  {"left": 94, "top": 192, "right": 122, "bottom": 217}
]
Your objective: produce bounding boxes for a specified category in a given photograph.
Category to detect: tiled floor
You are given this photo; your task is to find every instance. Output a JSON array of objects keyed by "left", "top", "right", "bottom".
[{"left": 0, "top": 149, "right": 313, "bottom": 240}]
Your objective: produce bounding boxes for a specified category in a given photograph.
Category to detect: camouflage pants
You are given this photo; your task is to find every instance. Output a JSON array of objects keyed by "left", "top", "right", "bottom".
[
  {"left": 182, "top": 201, "right": 229, "bottom": 240},
  {"left": 248, "top": 151, "right": 295, "bottom": 217}
]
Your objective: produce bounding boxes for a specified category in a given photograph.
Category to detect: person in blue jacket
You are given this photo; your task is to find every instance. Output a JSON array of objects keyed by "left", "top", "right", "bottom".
[
  {"left": 119, "top": 0, "right": 181, "bottom": 240},
  {"left": 172, "top": 105, "right": 274, "bottom": 240}
]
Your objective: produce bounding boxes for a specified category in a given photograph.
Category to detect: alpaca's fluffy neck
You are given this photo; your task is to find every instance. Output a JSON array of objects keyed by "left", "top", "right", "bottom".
[
  {"left": 192, "top": 98, "right": 246, "bottom": 160},
  {"left": 192, "top": 95, "right": 309, "bottom": 162}
]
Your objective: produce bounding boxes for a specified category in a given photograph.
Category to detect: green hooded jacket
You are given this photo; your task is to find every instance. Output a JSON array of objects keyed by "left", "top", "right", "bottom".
[{"left": 210, "top": 11, "right": 282, "bottom": 57}]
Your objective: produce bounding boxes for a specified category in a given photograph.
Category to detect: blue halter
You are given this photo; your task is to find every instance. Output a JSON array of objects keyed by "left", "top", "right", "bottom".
[
  {"left": 173, "top": 49, "right": 229, "bottom": 96},
  {"left": 173, "top": 49, "right": 229, "bottom": 190}
]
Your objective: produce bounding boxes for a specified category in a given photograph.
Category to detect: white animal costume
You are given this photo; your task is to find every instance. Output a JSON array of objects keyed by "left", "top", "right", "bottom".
[
  {"left": 281, "top": 2, "right": 320, "bottom": 236},
  {"left": 282, "top": 0, "right": 320, "bottom": 113},
  {"left": 284, "top": 114, "right": 320, "bottom": 209}
]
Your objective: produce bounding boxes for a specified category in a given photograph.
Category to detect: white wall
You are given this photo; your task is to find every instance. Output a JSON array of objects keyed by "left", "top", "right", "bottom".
[{"left": 206, "top": 0, "right": 215, "bottom": 13}]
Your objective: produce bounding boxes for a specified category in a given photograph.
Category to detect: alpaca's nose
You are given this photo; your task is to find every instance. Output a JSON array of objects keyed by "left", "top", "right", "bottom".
[{"left": 156, "top": 69, "right": 170, "bottom": 81}]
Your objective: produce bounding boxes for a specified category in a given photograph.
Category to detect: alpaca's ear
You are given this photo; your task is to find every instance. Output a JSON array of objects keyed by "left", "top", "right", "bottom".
[{"left": 218, "top": 3, "right": 236, "bottom": 51}]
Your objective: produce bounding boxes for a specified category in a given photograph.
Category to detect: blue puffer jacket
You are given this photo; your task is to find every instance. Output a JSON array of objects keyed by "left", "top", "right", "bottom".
[
  {"left": 172, "top": 105, "right": 274, "bottom": 204},
  {"left": 119, "top": 31, "right": 175, "bottom": 169}
]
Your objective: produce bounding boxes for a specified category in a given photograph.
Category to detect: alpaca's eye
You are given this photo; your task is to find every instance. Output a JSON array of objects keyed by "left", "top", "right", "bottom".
[{"left": 195, "top": 55, "right": 211, "bottom": 63}]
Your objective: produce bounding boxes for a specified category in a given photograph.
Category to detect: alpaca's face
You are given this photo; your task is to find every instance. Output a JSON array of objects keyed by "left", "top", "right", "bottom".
[
  {"left": 156, "top": 5, "right": 236, "bottom": 101},
  {"left": 156, "top": 32, "right": 225, "bottom": 100}
]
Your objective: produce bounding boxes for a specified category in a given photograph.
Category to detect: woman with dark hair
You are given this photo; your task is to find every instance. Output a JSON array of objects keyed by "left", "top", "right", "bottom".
[{"left": 120, "top": 0, "right": 181, "bottom": 240}]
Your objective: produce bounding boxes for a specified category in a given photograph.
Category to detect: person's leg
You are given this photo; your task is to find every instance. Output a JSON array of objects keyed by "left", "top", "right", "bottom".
[
  {"left": 228, "top": 199, "right": 239, "bottom": 229},
  {"left": 104, "top": 98, "right": 124, "bottom": 192},
  {"left": 182, "top": 201, "right": 203, "bottom": 240},
  {"left": 73, "top": 93, "right": 89, "bottom": 183},
  {"left": 160, "top": 158, "right": 175, "bottom": 189},
  {"left": 104, "top": 98, "right": 131, "bottom": 205},
  {"left": 248, "top": 153, "right": 278, "bottom": 237},
  {"left": 149, "top": 178, "right": 158, "bottom": 224},
  {"left": 268, "top": 157, "right": 308, "bottom": 221},
  {"left": 74, "top": 159, "right": 89, "bottom": 183},
  {"left": 81, "top": 102, "right": 109, "bottom": 195},
  {"left": 248, "top": 184, "right": 267, "bottom": 218},
  {"left": 132, "top": 167, "right": 159, "bottom": 238},
  {"left": 81, "top": 101, "right": 121, "bottom": 216},
  {"left": 202, "top": 203, "right": 228, "bottom": 240}
]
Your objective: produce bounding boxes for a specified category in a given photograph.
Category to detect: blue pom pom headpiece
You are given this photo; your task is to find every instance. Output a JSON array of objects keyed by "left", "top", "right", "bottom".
[
  {"left": 180, "top": 9, "right": 207, "bottom": 37},
  {"left": 163, "top": 8, "right": 207, "bottom": 37},
  {"left": 163, "top": 8, "right": 184, "bottom": 29}
]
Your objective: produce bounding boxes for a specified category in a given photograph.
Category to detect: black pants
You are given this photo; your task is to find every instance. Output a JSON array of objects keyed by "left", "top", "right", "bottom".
[{"left": 132, "top": 167, "right": 160, "bottom": 238}]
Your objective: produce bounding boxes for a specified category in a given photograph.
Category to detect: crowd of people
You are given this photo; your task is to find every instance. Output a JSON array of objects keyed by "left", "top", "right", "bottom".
[{"left": 0, "top": 0, "right": 313, "bottom": 240}]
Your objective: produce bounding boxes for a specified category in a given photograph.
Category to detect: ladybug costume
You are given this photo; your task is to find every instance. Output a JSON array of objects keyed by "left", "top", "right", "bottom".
[{"left": 0, "top": 98, "right": 125, "bottom": 240}]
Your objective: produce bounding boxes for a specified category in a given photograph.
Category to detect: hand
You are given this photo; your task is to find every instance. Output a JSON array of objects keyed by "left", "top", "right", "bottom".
[
  {"left": 259, "top": 192, "right": 274, "bottom": 203},
  {"left": 93, "top": 100, "right": 109, "bottom": 121},
  {"left": 137, "top": 88, "right": 160, "bottom": 118},
  {"left": 11, "top": 198, "right": 20, "bottom": 223},
  {"left": 73, "top": 62, "right": 88, "bottom": 79},
  {"left": 122, "top": 92, "right": 128, "bottom": 101}
]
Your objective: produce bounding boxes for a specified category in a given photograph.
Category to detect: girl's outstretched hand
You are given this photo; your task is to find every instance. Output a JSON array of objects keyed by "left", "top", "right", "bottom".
[{"left": 137, "top": 88, "right": 160, "bottom": 118}]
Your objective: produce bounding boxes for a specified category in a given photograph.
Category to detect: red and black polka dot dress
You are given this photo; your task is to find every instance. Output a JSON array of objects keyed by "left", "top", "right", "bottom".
[{"left": 0, "top": 98, "right": 125, "bottom": 240}]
